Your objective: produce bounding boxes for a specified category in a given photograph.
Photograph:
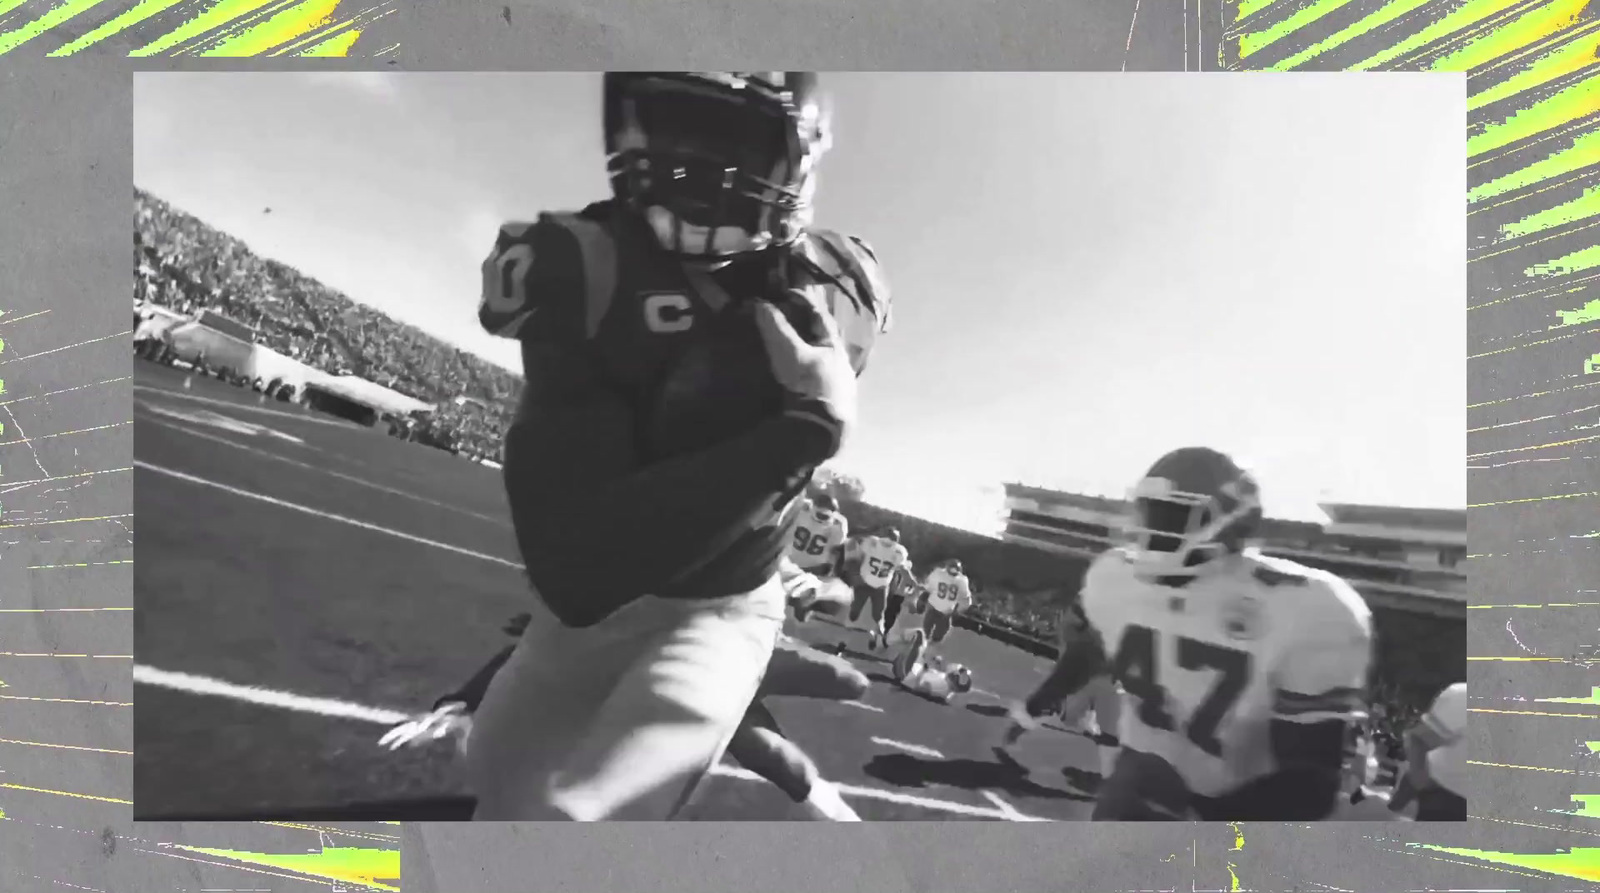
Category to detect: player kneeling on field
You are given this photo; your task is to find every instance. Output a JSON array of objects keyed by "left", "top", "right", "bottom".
[{"left": 889, "top": 628, "right": 973, "bottom": 705}]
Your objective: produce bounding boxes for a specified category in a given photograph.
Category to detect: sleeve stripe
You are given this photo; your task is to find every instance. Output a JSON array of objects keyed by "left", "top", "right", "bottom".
[
  {"left": 1275, "top": 686, "right": 1363, "bottom": 704},
  {"left": 1274, "top": 687, "right": 1365, "bottom": 716},
  {"left": 1280, "top": 707, "right": 1369, "bottom": 725}
]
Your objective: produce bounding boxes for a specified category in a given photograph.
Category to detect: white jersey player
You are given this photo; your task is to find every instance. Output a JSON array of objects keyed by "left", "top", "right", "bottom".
[
  {"left": 918, "top": 558, "right": 971, "bottom": 646},
  {"left": 788, "top": 494, "right": 849, "bottom": 574},
  {"left": 890, "top": 628, "right": 973, "bottom": 705},
  {"left": 1055, "top": 447, "right": 1374, "bottom": 821},
  {"left": 1388, "top": 681, "right": 1466, "bottom": 821},
  {"left": 858, "top": 531, "right": 909, "bottom": 590},
  {"left": 784, "top": 495, "right": 853, "bottom": 622},
  {"left": 842, "top": 529, "right": 909, "bottom": 651}
]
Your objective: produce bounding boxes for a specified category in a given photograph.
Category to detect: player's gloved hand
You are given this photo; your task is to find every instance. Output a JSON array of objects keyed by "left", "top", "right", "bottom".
[
  {"left": 781, "top": 568, "right": 826, "bottom": 609},
  {"left": 379, "top": 701, "right": 473, "bottom": 754},
  {"left": 753, "top": 291, "right": 856, "bottom": 462}
]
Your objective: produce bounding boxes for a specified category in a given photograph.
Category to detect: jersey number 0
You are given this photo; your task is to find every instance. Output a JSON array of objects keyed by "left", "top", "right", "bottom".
[{"left": 1111, "top": 625, "right": 1252, "bottom": 759}]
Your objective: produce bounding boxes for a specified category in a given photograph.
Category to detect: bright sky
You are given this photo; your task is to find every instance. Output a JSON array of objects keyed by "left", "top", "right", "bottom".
[{"left": 133, "top": 72, "right": 1466, "bottom": 534}]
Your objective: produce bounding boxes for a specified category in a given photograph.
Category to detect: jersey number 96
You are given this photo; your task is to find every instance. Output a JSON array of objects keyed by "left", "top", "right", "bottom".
[{"left": 792, "top": 527, "right": 829, "bottom": 556}]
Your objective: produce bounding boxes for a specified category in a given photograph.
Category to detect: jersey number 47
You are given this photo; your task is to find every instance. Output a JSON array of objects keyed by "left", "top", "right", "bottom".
[{"left": 1112, "top": 625, "right": 1253, "bottom": 759}]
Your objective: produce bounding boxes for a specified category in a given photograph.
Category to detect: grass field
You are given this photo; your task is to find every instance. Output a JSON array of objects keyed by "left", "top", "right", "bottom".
[{"left": 131, "top": 361, "right": 1108, "bottom": 821}]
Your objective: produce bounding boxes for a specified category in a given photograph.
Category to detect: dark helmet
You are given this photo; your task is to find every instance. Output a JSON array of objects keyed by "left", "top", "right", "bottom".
[
  {"left": 603, "top": 72, "right": 831, "bottom": 259},
  {"left": 1125, "top": 446, "right": 1262, "bottom": 576}
]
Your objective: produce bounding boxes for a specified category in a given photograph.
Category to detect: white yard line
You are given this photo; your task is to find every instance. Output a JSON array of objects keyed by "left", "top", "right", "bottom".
[
  {"left": 136, "top": 383, "right": 357, "bottom": 429},
  {"left": 134, "top": 664, "right": 1050, "bottom": 821},
  {"left": 134, "top": 460, "right": 525, "bottom": 572},
  {"left": 136, "top": 456, "right": 1057, "bottom": 822},
  {"left": 133, "top": 665, "right": 412, "bottom": 726},
  {"left": 143, "top": 416, "right": 507, "bottom": 527},
  {"left": 869, "top": 737, "right": 944, "bottom": 759}
]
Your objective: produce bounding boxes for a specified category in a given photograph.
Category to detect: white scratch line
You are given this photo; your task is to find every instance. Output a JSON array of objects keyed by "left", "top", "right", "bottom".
[
  {"left": 870, "top": 736, "right": 944, "bottom": 759},
  {"left": 134, "top": 460, "right": 525, "bottom": 572},
  {"left": 842, "top": 700, "right": 884, "bottom": 713},
  {"left": 0, "top": 330, "right": 129, "bottom": 365},
  {"left": 1505, "top": 619, "right": 1534, "bottom": 653}
]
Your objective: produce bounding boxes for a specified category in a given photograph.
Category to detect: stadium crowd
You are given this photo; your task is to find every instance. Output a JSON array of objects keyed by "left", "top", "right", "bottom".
[{"left": 135, "top": 189, "right": 516, "bottom": 462}]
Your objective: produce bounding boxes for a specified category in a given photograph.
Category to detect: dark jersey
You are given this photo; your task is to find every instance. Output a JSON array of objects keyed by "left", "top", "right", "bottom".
[{"left": 479, "top": 201, "right": 890, "bottom": 626}]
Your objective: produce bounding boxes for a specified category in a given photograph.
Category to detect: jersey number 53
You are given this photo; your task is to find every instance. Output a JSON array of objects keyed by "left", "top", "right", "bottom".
[{"left": 1111, "top": 625, "right": 1252, "bottom": 759}]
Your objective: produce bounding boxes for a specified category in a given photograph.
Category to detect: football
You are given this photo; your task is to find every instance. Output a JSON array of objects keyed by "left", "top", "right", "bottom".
[{"left": 643, "top": 293, "right": 818, "bottom": 461}]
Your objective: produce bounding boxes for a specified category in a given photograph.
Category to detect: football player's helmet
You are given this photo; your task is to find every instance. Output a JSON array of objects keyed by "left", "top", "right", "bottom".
[
  {"left": 812, "top": 493, "right": 839, "bottom": 519},
  {"left": 946, "top": 663, "right": 973, "bottom": 694},
  {"left": 881, "top": 527, "right": 901, "bottom": 543},
  {"left": 1123, "top": 446, "right": 1262, "bottom": 578},
  {"left": 603, "top": 72, "right": 831, "bottom": 260},
  {"left": 946, "top": 558, "right": 963, "bottom": 575}
]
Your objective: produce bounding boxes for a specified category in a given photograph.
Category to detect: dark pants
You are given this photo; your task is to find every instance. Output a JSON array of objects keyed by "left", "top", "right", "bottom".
[
  {"left": 882, "top": 592, "right": 907, "bottom": 632},
  {"left": 1415, "top": 785, "right": 1467, "bottom": 821},
  {"left": 848, "top": 584, "right": 885, "bottom": 623},
  {"left": 1024, "top": 642, "right": 1092, "bottom": 717}
]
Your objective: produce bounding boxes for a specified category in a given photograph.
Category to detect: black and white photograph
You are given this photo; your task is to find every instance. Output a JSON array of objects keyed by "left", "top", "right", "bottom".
[{"left": 131, "top": 71, "right": 1466, "bottom": 822}]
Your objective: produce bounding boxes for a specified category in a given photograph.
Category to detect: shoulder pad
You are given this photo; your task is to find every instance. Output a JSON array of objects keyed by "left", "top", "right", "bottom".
[
  {"left": 478, "top": 212, "right": 616, "bottom": 342},
  {"left": 1250, "top": 563, "right": 1312, "bottom": 587}
]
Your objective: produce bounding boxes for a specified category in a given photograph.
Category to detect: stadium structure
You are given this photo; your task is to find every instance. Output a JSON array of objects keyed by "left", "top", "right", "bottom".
[{"left": 999, "top": 483, "right": 1466, "bottom": 620}]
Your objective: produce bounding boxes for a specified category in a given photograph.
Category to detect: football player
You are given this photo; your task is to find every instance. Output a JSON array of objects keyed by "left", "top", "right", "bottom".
[
  {"left": 879, "top": 557, "right": 920, "bottom": 642},
  {"left": 918, "top": 558, "right": 972, "bottom": 651},
  {"left": 890, "top": 628, "right": 975, "bottom": 705},
  {"left": 846, "top": 528, "right": 909, "bottom": 650},
  {"left": 1044, "top": 447, "right": 1374, "bottom": 821},
  {"left": 1327, "top": 721, "right": 1402, "bottom": 820},
  {"left": 1002, "top": 601, "right": 1123, "bottom": 764},
  {"left": 1387, "top": 681, "right": 1466, "bottom": 821},
  {"left": 467, "top": 72, "right": 891, "bottom": 820},
  {"left": 786, "top": 493, "right": 852, "bottom": 621}
]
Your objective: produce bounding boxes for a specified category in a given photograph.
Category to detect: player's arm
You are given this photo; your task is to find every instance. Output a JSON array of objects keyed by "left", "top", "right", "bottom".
[
  {"left": 487, "top": 221, "right": 837, "bottom": 618},
  {"left": 1217, "top": 582, "right": 1373, "bottom": 820},
  {"left": 433, "top": 642, "right": 517, "bottom": 712},
  {"left": 1021, "top": 622, "right": 1107, "bottom": 719}
]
